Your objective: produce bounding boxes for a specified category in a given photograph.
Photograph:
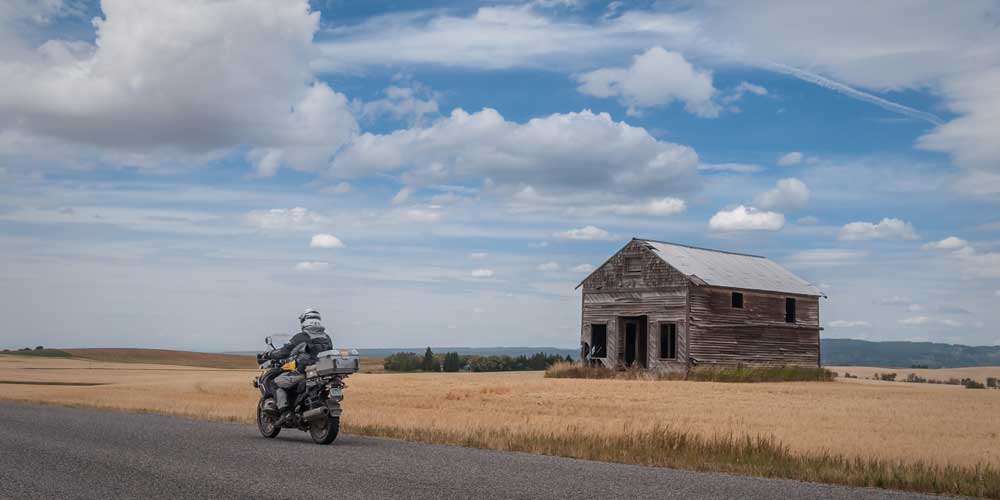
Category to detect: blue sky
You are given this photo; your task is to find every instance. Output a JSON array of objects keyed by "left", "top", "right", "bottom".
[{"left": 1, "top": 0, "right": 998, "bottom": 351}]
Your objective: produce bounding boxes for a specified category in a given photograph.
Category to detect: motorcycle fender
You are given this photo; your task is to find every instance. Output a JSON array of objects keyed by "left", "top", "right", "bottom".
[{"left": 326, "top": 400, "right": 342, "bottom": 417}]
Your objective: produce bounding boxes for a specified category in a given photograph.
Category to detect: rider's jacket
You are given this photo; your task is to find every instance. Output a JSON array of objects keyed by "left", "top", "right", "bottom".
[{"left": 271, "top": 325, "right": 333, "bottom": 371}]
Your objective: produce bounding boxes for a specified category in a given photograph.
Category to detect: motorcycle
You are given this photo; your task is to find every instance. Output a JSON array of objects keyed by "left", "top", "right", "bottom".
[{"left": 253, "top": 334, "right": 360, "bottom": 444}]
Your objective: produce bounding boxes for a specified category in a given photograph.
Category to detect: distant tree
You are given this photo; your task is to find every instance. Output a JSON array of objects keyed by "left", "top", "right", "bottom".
[
  {"left": 442, "top": 352, "right": 461, "bottom": 372},
  {"left": 422, "top": 347, "right": 437, "bottom": 372},
  {"left": 564, "top": 355, "right": 573, "bottom": 363},
  {"left": 383, "top": 352, "right": 423, "bottom": 372},
  {"left": 35, "top": 346, "right": 44, "bottom": 350}
]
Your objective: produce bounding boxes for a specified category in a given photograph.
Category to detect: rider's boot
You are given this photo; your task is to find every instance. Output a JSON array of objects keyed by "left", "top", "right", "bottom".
[{"left": 274, "top": 409, "right": 292, "bottom": 427}]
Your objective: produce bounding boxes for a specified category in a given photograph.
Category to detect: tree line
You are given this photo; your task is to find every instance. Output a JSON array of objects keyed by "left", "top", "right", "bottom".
[{"left": 383, "top": 347, "right": 571, "bottom": 372}]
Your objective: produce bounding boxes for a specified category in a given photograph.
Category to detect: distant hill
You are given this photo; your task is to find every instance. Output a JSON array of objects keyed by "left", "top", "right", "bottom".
[{"left": 821, "top": 339, "right": 1000, "bottom": 368}]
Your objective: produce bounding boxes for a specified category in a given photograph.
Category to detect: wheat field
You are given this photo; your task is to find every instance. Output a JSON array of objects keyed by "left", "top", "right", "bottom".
[{"left": 2, "top": 353, "right": 999, "bottom": 470}]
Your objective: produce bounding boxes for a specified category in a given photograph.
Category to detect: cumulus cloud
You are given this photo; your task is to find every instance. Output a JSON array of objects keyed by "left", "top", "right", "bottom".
[
  {"left": 777, "top": 152, "right": 803, "bottom": 166},
  {"left": 708, "top": 205, "right": 784, "bottom": 232},
  {"left": 754, "top": 178, "right": 810, "bottom": 211},
  {"left": 294, "top": 261, "right": 329, "bottom": 271},
  {"left": 391, "top": 186, "right": 416, "bottom": 205},
  {"left": 571, "top": 264, "right": 595, "bottom": 273},
  {"left": 537, "top": 261, "right": 560, "bottom": 271},
  {"left": 838, "top": 218, "right": 918, "bottom": 241},
  {"left": 310, "top": 233, "right": 344, "bottom": 249},
  {"left": 245, "top": 208, "right": 327, "bottom": 232},
  {"left": 577, "top": 46, "right": 720, "bottom": 117},
  {"left": 359, "top": 83, "right": 440, "bottom": 125},
  {"left": 554, "top": 225, "right": 615, "bottom": 241},
  {"left": 922, "top": 236, "right": 968, "bottom": 250},
  {"left": 332, "top": 108, "right": 699, "bottom": 198},
  {"left": 469, "top": 268, "right": 495, "bottom": 278},
  {"left": 828, "top": 320, "right": 870, "bottom": 328},
  {"left": 0, "top": 0, "right": 358, "bottom": 174},
  {"left": 506, "top": 186, "right": 686, "bottom": 217}
]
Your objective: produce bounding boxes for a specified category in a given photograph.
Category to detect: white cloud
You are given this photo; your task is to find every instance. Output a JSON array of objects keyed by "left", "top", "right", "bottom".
[
  {"left": 898, "top": 316, "right": 963, "bottom": 328},
  {"left": 359, "top": 84, "right": 439, "bottom": 125},
  {"left": 922, "top": 236, "right": 968, "bottom": 250},
  {"left": 796, "top": 216, "right": 819, "bottom": 225},
  {"left": 294, "top": 261, "right": 329, "bottom": 272},
  {"left": 537, "top": 261, "right": 560, "bottom": 271},
  {"left": 828, "top": 320, "right": 870, "bottom": 328},
  {"left": 0, "top": 0, "right": 358, "bottom": 173},
  {"left": 469, "top": 268, "right": 495, "bottom": 278},
  {"left": 310, "top": 233, "right": 344, "bottom": 249},
  {"left": 777, "top": 152, "right": 803, "bottom": 166},
  {"left": 467, "top": 252, "right": 487, "bottom": 260},
  {"left": 708, "top": 205, "right": 784, "bottom": 232},
  {"left": 754, "top": 178, "right": 810, "bottom": 211},
  {"left": 577, "top": 46, "right": 720, "bottom": 117},
  {"left": 571, "top": 264, "right": 595, "bottom": 273},
  {"left": 506, "top": 186, "right": 686, "bottom": 217},
  {"left": 554, "top": 225, "right": 615, "bottom": 241},
  {"left": 245, "top": 207, "right": 327, "bottom": 232},
  {"left": 391, "top": 186, "right": 416, "bottom": 205},
  {"left": 698, "top": 162, "right": 762, "bottom": 173},
  {"left": 874, "top": 296, "right": 913, "bottom": 307},
  {"left": 387, "top": 207, "right": 443, "bottom": 224},
  {"left": 332, "top": 108, "right": 699, "bottom": 198},
  {"left": 838, "top": 218, "right": 918, "bottom": 241}
]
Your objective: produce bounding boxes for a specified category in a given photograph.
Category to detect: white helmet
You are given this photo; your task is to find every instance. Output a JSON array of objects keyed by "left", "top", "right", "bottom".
[{"left": 299, "top": 308, "right": 321, "bottom": 324}]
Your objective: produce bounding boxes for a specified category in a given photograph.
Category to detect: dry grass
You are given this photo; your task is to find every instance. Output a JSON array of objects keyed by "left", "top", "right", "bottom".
[
  {"left": 544, "top": 362, "right": 834, "bottom": 382},
  {"left": 829, "top": 365, "right": 1000, "bottom": 383},
  {"left": 63, "top": 348, "right": 256, "bottom": 369},
  {"left": 3, "top": 354, "right": 1000, "bottom": 497}
]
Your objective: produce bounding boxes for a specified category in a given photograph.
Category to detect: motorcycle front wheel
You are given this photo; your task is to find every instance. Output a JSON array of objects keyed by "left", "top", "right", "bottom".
[
  {"left": 256, "top": 399, "right": 281, "bottom": 438},
  {"left": 309, "top": 414, "right": 340, "bottom": 445}
]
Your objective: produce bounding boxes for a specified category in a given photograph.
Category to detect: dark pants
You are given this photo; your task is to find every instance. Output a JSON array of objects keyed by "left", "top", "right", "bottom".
[{"left": 274, "top": 371, "right": 303, "bottom": 410}]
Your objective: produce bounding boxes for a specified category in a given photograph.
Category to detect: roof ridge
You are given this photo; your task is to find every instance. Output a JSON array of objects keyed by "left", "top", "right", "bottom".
[{"left": 636, "top": 238, "right": 766, "bottom": 259}]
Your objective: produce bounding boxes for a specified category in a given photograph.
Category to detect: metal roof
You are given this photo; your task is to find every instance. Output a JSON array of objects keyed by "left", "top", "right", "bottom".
[{"left": 641, "top": 239, "right": 824, "bottom": 296}]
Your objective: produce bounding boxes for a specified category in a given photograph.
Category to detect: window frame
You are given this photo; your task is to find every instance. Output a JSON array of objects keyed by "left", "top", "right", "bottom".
[
  {"left": 658, "top": 323, "right": 677, "bottom": 360},
  {"left": 590, "top": 323, "right": 608, "bottom": 359},
  {"left": 624, "top": 257, "right": 642, "bottom": 274},
  {"left": 731, "top": 291, "right": 744, "bottom": 309},
  {"left": 785, "top": 297, "right": 797, "bottom": 323}
]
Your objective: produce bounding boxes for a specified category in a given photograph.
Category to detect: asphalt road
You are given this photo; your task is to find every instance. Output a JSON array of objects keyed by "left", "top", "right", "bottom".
[{"left": 0, "top": 402, "right": 963, "bottom": 500}]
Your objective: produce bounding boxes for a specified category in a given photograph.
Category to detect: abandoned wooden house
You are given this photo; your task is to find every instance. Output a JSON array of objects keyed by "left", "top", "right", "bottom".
[{"left": 577, "top": 238, "right": 824, "bottom": 373}]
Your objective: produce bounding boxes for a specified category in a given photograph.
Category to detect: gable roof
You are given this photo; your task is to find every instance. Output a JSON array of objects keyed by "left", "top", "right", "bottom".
[{"left": 578, "top": 238, "right": 824, "bottom": 297}]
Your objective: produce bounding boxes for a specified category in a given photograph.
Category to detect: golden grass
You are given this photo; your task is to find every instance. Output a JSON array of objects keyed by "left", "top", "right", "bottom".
[
  {"left": 829, "top": 365, "right": 1000, "bottom": 382},
  {"left": 3, "top": 354, "right": 1000, "bottom": 497},
  {"left": 64, "top": 348, "right": 256, "bottom": 369}
]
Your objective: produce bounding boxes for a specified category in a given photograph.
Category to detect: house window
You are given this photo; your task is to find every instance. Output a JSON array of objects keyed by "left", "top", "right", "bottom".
[
  {"left": 731, "top": 292, "right": 744, "bottom": 309},
  {"left": 625, "top": 257, "right": 642, "bottom": 274},
  {"left": 785, "top": 297, "right": 796, "bottom": 323},
  {"left": 590, "top": 324, "right": 607, "bottom": 358},
  {"left": 659, "top": 323, "right": 677, "bottom": 359}
]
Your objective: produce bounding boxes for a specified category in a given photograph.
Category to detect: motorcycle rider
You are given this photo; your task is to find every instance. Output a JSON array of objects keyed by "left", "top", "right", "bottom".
[{"left": 269, "top": 308, "right": 333, "bottom": 426}]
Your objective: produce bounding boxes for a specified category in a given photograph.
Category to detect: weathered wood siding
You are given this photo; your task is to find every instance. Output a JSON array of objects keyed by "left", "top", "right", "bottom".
[
  {"left": 687, "top": 286, "right": 820, "bottom": 367},
  {"left": 580, "top": 240, "right": 689, "bottom": 372}
]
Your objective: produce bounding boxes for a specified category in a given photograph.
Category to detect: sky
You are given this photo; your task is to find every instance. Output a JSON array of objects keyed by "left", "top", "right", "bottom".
[{"left": 1, "top": 0, "right": 998, "bottom": 351}]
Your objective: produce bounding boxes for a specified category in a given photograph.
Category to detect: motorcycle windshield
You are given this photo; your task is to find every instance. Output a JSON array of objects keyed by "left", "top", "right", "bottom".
[{"left": 266, "top": 334, "right": 292, "bottom": 348}]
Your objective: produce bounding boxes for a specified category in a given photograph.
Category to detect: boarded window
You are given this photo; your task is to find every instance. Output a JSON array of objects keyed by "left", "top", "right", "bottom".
[
  {"left": 659, "top": 323, "right": 677, "bottom": 359},
  {"left": 590, "top": 324, "right": 607, "bottom": 358},
  {"left": 625, "top": 257, "right": 642, "bottom": 274},
  {"left": 731, "top": 292, "right": 744, "bottom": 309},
  {"left": 785, "top": 297, "right": 796, "bottom": 323}
]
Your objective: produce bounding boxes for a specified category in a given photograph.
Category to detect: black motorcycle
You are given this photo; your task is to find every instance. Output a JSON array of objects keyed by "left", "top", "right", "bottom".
[{"left": 253, "top": 335, "right": 360, "bottom": 444}]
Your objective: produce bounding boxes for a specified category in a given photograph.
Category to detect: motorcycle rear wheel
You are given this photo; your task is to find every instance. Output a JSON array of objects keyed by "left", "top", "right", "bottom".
[
  {"left": 309, "top": 414, "right": 340, "bottom": 445},
  {"left": 257, "top": 399, "right": 281, "bottom": 438}
]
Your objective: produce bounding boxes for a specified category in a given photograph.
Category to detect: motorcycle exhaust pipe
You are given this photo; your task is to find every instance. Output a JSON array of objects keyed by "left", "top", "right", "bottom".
[{"left": 302, "top": 407, "right": 328, "bottom": 422}]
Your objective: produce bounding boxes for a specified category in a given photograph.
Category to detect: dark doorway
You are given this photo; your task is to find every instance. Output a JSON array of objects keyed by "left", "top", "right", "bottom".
[{"left": 622, "top": 316, "right": 648, "bottom": 368}]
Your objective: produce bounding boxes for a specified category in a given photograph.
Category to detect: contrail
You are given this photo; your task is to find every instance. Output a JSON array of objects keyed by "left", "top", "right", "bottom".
[{"left": 762, "top": 62, "right": 945, "bottom": 126}]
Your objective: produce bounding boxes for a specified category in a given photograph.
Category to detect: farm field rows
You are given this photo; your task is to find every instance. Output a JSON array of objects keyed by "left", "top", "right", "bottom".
[{"left": 2, "top": 354, "right": 999, "bottom": 469}]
